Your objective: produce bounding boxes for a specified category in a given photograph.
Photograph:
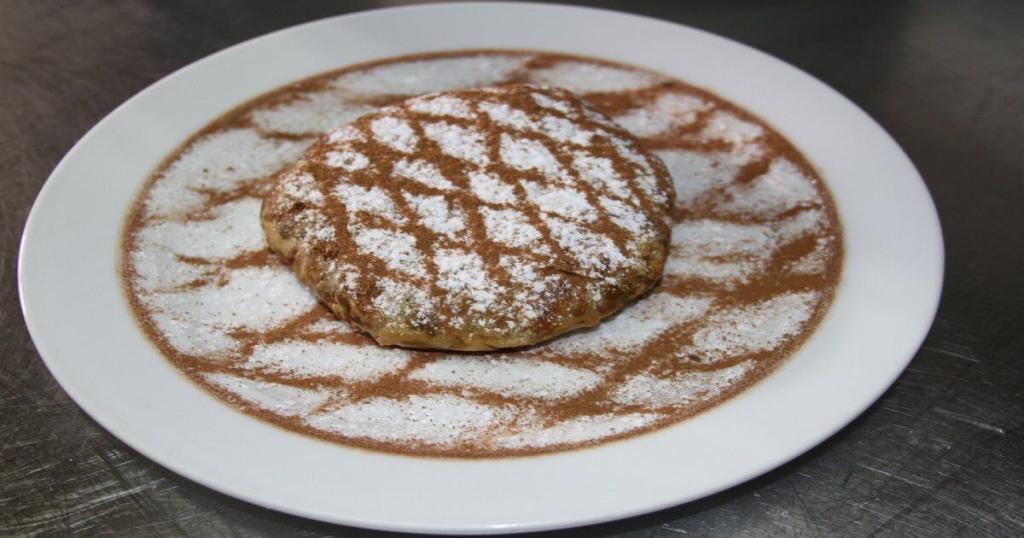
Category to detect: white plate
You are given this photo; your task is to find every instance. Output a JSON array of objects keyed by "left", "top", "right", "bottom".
[{"left": 19, "top": 3, "right": 942, "bottom": 534}]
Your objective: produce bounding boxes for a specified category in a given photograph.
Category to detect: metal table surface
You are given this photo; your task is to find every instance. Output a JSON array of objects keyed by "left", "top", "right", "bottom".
[{"left": 2, "top": 1, "right": 1022, "bottom": 536}]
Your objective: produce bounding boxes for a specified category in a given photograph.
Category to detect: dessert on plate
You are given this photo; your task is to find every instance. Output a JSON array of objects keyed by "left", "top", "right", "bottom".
[{"left": 122, "top": 51, "right": 841, "bottom": 456}]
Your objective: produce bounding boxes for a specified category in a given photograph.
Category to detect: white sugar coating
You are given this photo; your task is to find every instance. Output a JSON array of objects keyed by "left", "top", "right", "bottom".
[
  {"left": 572, "top": 151, "right": 632, "bottom": 199},
  {"left": 331, "top": 55, "right": 532, "bottom": 95},
  {"left": 204, "top": 373, "right": 332, "bottom": 416},
  {"left": 323, "top": 261, "right": 360, "bottom": 294},
  {"left": 717, "top": 158, "right": 821, "bottom": 218},
  {"left": 521, "top": 181, "right": 597, "bottom": 223},
  {"left": 610, "top": 134, "right": 655, "bottom": 172},
  {"left": 609, "top": 138, "right": 670, "bottom": 207},
  {"left": 655, "top": 149, "right": 744, "bottom": 208},
  {"left": 145, "top": 266, "right": 317, "bottom": 357},
  {"left": 327, "top": 124, "right": 365, "bottom": 144},
  {"left": 480, "top": 207, "right": 546, "bottom": 250},
  {"left": 136, "top": 198, "right": 266, "bottom": 261},
  {"left": 789, "top": 237, "right": 830, "bottom": 275},
  {"left": 408, "top": 94, "right": 476, "bottom": 119},
  {"left": 422, "top": 121, "right": 489, "bottom": 166},
  {"left": 539, "top": 115, "right": 593, "bottom": 146},
  {"left": 402, "top": 192, "right": 466, "bottom": 239},
  {"left": 392, "top": 158, "right": 454, "bottom": 190},
  {"left": 408, "top": 357, "right": 601, "bottom": 400},
  {"left": 701, "top": 111, "right": 764, "bottom": 145},
  {"left": 145, "top": 129, "right": 307, "bottom": 218},
  {"left": 528, "top": 61, "right": 660, "bottom": 94},
  {"left": 372, "top": 278, "right": 435, "bottom": 324},
  {"left": 434, "top": 249, "right": 500, "bottom": 313},
  {"left": 250, "top": 91, "right": 375, "bottom": 135},
  {"left": 245, "top": 340, "right": 410, "bottom": 381},
  {"left": 542, "top": 216, "right": 628, "bottom": 276},
  {"left": 530, "top": 91, "right": 574, "bottom": 116},
  {"left": 294, "top": 210, "right": 336, "bottom": 243},
  {"left": 665, "top": 220, "right": 775, "bottom": 285},
  {"left": 149, "top": 311, "right": 239, "bottom": 357},
  {"left": 302, "top": 317, "right": 361, "bottom": 335},
  {"left": 305, "top": 394, "right": 514, "bottom": 447},
  {"left": 683, "top": 292, "right": 818, "bottom": 363},
  {"left": 499, "top": 134, "right": 569, "bottom": 183},
  {"left": 350, "top": 225, "right": 425, "bottom": 277},
  {"left": 613, "top": 92, "right": 712, "bottom": 138},
  {"left": 131, "top": 243, "right": 212, "bottom": 293},
  {"left": 325, "top": 148, "right": 370, "bottom": 171},
  {"left": 599, "top": 196, "right": 650, "bottom": 237},
  {"left": 492, "top": 413, "right": 661, "bottom": 449},
  {"left": 479, "top": 101, "right": 538, "bottom": 130},
  {"left": 370, "top": 116, "right": 418, "bottom": 153},
  {"left": 499, "top": 255, "right": 559, "bottom": 292},
  {"left": 536, "top": 293, "right": 713, "bottom": 357},
  {"left": 613, "top": 361, "right": 754, "bottom": 407},
  {"left": 334, "top": 183, "right": 405, "bottom": 223},
  {"left": 774, "top": 208, "right": 826, "bottom": 243},
  {"left": 497, "top": 256, "right": 561, "bottom": 322},
  {"left": 468, "top": 170, "right": 517, "bottom": 204},
  {"left": 280, "top": 171, "right": 324, "bottom": 205}
]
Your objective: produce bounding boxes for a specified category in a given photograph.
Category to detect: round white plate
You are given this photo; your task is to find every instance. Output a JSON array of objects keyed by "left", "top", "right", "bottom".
[{"left": 19, "top": 3, "right": 942, "bottom": 534}]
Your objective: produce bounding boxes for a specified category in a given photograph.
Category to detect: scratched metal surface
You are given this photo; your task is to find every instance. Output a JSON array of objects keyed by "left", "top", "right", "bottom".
[{"left": 2, "top": 0, "right": 1023, "bottom": 536}]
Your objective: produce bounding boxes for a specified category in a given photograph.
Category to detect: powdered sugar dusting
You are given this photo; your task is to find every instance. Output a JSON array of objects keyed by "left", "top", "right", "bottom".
[
  {"left": 422, "top": 121, "right": 489, "bottom": 166},
  {"left": 408, "top": 94, "right": 476, "bottom": 119},
  {"left": 137, "top": 198, "right": 266, "bottom": 261},
  {"left": 370, "top": 116, "right": 418, "bottom": 153},
  {"left": 614, "top": 361, "right": 754, "bottom": 407},
  {"left": 325, "top": 148, "right": 369, "bottom": 171},
  {"left": 334, "top": 183, "right": 404, "bottom": 223},
  {"left": 717, "top": 158, "right": 821, "bottom": 217},
  {"left": 403, "top": 192, "right": 466, "bottom": 239},
  {"left": 531, "top": 91, "right": 575, "bottom": 115},
  {"left": 350, "top": 225, "right": 425, "bottom": 277},
  {"left": 434, "top": 249, "right": 501, "bottom": 314},
  {"left": 306, "top": 394, "right": 514, "bottom": 447},
  {"left": 542, "top": 216, "right": 629, "bottom": 277},
  {"left": 409, "top": 357, "right": 601, "bottom": 400},
  {"left": 528, "top": 61, "right": 662, "bottom": 93},
  {"left": 204, "top": 373, "right": 332, "bottom": 417},
  {"left": 468, "top": 171, "right": 516, "bottom": 204},
  {"left": 331, "top": 55, "right": 532, "bottom": 95},
  {"left": 251, "top": 91, "right": 374, "bottom": 135},
  {"left": 144, "top": 266, "right": 317, "bottom": 357},
  {"left": 499, "top": 134, "right": 569, "bottom": 182},
  {"left": 536, "top": 293, "right": 713, "bottom": 357},
  {"left": 492, "top": 413, "right": 661, "bottom": 449},
  {"left": 665, "top": 220, "right": 775, "bottom": 286},
  {"left": 245, "top": 340, "right": 410, "bottom": 381},
  {"left": 372, "top": 278, "right": 435, "bottom": 325},
  {"left": 481, "top": 207, "right": 546, "bottom": 250},
  {"left": 682, "top": 292, "right": 818, "bottom": 364},
  {"left": 521, "top": 181, "right": 597, "bottom": 223},
  {"left": 145, "top": 129, "right": 306, "bottom": 218},
  {"left": 614, "top": 92, "right": 711, "bottom": 138},
  {"left": 573, "top": 151, "right": 632, "bottom": 199},
  {"left": 392, "top": 158, "right": 455, "bottom": 190}
]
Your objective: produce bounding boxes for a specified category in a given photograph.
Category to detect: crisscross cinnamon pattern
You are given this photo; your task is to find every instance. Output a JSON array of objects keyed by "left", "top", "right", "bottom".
[{"left": 262, "top": 85, "right": 673, "bottom": 350}]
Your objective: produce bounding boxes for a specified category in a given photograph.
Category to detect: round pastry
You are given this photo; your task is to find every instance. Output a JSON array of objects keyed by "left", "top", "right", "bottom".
[{"left": 261, "top": 84, "right": 674, "bottom": 350}]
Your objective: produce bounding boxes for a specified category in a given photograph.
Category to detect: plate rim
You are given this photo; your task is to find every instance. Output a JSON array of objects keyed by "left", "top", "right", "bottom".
[{"left": 18, "top": 2, "right": 944, "bottom": 534}]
